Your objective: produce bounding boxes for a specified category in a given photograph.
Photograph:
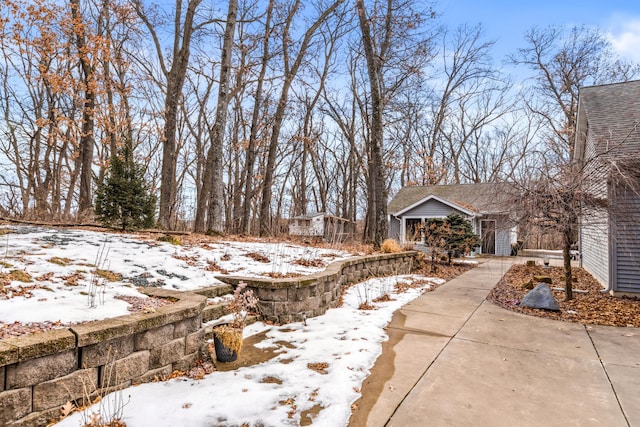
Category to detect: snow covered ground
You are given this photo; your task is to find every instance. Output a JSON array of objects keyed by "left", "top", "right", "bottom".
[
  {"left": 0, "top": 226, "right": 355, "bottom": 325},
  {"left": 0, "top": 225, "right": 446, "bottom": 426}
]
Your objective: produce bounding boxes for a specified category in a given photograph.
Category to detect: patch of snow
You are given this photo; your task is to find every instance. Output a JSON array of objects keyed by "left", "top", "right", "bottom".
[{"left": 0, "top": 226, "right": 354, "bottom": 325}]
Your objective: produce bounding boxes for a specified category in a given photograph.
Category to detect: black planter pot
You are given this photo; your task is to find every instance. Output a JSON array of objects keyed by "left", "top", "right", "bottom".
[{"left": 213, "top": 333, "right": 238, "bottom": 362}]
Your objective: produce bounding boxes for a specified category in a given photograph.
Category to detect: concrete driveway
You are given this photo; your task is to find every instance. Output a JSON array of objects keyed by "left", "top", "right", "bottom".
[{"left": 348, "top": 258, "right": 640, "bottom": 427}]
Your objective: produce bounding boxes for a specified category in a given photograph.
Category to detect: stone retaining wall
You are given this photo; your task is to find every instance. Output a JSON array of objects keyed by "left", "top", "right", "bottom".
[
  {"left": 0, "top": 289, "right": 207, "bottom": 427},
  {"left": 0, "top": 251, "right": 417, "bottom": 426},
  {"left": 215, "top": 251, "right": 417, "bottom": 324}
]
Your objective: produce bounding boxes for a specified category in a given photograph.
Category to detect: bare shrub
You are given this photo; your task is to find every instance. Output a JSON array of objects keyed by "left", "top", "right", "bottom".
[{"left": 380, "top": 239, "right": 401, "bottom": 253}]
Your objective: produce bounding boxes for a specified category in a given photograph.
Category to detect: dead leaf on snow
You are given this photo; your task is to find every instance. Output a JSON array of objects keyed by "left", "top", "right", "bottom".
[
  {"left": 307, "top": 362, "right": 329, "bottom": 375},
  {"left": 60, "top": 401, "right": 75, "bottom": 418}
]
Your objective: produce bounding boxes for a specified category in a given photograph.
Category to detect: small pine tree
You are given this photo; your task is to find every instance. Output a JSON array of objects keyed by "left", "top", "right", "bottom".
[
  {"left": 444, "top": 213, "right": 481, "bottom": 263},
  {"left": 95, "top": 146, "right": 156, "bottom": 231},
  {"left": 423, "top": 214, "right": 481, "bottom": 269}
]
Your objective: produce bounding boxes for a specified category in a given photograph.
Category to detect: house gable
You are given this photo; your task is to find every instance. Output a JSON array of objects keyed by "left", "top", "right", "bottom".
[{"left": 395, "top": 195, "right": 476, "bottom": 218}]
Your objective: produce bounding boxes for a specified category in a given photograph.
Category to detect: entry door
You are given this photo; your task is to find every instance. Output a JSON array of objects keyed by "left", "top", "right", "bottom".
[{"left": 481, "top": 220, "right": 496, "bottom": 255}]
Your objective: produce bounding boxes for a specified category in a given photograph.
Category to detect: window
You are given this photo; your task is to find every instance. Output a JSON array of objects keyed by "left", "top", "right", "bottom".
[{"left": 406, "top": 219, "right": 423, "bottom": 242}]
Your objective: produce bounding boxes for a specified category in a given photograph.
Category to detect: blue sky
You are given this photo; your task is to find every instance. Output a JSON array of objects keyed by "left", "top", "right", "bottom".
[{"left": 438, "top": 0, "right": 640, "bottom": 63}]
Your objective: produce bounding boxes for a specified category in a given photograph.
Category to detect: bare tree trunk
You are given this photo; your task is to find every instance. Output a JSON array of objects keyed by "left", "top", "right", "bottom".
[
  {"left": 70, "top": 0, "right": 97, "bottom": 219},
  {"left": 562, "top": 228, "right": 573, "bottom": 300},
  {"left": 136, "top": 0, "right": 203, "bottom": 229},
  {"left": 194, "top": 0, "right": 238, "bottom": 234},
  {"left": 240, "top": 0, "right": 274, "bottom": 235},
  {"left": 356, "top": 0, "right": 388, "bottom": 248}
]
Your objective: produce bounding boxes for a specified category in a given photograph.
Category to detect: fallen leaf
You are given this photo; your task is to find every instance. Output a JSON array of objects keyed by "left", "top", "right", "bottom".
[{"left": 60, "top": 401, "right": 74, "bottom": 417}]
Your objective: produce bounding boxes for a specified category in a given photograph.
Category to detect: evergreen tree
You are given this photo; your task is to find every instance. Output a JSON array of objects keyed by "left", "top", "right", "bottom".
[
  {"left": 95, "top": 146, "right": 156, "bottom": 230},
  {"left": 444, "top": 213, "right": 481, "bottom": 263},
  {"left": 423, "top": 214, "right": 481, "bottom": 268}
]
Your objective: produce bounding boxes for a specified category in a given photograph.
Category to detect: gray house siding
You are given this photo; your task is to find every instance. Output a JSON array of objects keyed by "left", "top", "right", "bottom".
[
  {"left": 389, "top": 216, "right": 401, "bottom": 240},
  {"left": 579, "top": 130, "right": 610, "bottom": 287},
  {"left": 611, "top": 183, "right": 640, "bottom": 293},
  {"left": 575, "top": 80, "right": 640, "bottom": 294},
  {"left": 402, "top": 198, "right": 465, "bottom": 217},
  {"left": 580, "top": 208, "right": 610, "bottom": 287},
  {"left": 494, "top": 217, "right": 513, "bottom": 257},
  {"left": 614, "top": 236, "right": 640, "bottom": 293}
]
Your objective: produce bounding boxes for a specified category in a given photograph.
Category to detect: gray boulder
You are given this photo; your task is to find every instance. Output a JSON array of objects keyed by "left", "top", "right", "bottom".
[{"left": 520, "top": 283, "right": 560, "bottom": 311}]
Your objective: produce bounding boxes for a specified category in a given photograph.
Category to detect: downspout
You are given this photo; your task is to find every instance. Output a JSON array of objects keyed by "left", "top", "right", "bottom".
[
  {"left": 391, "top": 214, "right": 402, "bottom": 243},
  {"left": 474, "top": 214, "right": 482, "bottom": 254}
]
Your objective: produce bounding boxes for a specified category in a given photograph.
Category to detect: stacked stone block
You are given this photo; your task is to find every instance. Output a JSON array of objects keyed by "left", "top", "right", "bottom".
[
  {"left": 218, "top": 251, "right": 417, "bottom": 324},
  {"left": 0, "top": 289, "right": 206, "bottom": 427}
]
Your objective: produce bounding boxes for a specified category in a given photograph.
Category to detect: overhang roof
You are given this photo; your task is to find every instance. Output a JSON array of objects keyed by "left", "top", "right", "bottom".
[{"left": 387, "top": 183, "right": 514, "bottom": 216}]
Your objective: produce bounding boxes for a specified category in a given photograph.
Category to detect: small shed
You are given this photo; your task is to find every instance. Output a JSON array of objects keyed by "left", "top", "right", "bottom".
[
  {"left": 388, "top": 183, "right": 517, "bottom": 256},
  {"left": 575, "top": 80, "right": 640, "bottom": 294},
  {"left": 288, "top": 212, "right": 353, "bottom": 242}
]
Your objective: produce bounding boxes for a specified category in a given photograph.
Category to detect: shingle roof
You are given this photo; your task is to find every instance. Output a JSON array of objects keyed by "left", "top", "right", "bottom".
[
  {"left": 387, "top": 183, "right": 514, "bottom": 215},
  {"left": 576, "top": 80, "right": 640, "bottom": 159}
]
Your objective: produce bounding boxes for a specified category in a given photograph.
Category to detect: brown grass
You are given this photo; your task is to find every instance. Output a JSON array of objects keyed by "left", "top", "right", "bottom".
[
  {"left": 94, "top": 269, "right": 122, "bottom": 282},
  {"left": 245, "top": 252, "right": 270, "bottom": 263}
]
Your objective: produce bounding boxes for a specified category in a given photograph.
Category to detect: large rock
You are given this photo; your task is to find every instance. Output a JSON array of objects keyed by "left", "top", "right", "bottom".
[{"left": 520, "top": 283, "right": 560, "bottom": 311}]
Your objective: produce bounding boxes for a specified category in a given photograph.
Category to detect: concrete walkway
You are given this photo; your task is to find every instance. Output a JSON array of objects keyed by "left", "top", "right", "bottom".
[{"left": 348, "top": 258, "right": 640, "bottom": 427}]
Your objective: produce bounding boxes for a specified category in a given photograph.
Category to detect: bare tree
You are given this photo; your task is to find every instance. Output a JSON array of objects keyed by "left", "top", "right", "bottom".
[
  {"left": 69, "top": 0, "right": 99, "bottom": 219},
  {"left": 257, "top": 0, "right": 346, "bottom": 236},
  {"left": 194, "top": 0, "right": 238, "bottom": 234},
  {"left": 459, "top": 107, "right": 542, "bottom": 183},
  {"left": 355, "top": 0, "right": 388, "bottom": 247},
  {"left": 510, "top": 25, "right": 639, "bottom": 161},
  {"left": 509, "top": 25, "right": 639, "bottom": 299},
  {"left": 238, "top": 0, "right": 274, "bottom": 235},
  {"left": 355, "top": 0, "right": 436, "bottom": 247},
  {"left": 134, "top": 0, "right": 208, "bottom": 229}
]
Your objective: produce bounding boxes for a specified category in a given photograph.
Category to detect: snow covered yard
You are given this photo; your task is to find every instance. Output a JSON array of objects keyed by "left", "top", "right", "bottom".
[
  {"left": 0, "top": 226, "right": 355, "bottom": 329},
  {"left": 0, "top": 225, "right": 447, "bottom": 426}
]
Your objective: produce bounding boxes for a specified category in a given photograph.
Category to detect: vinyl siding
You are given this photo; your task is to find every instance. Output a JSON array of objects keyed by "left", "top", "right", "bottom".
[
  {"left": 611, "top": 183, "right": 640, "bottom": 292},
  {"left": 580, "top": 129, "right": 612, "bottom": 289},
  {"left": 402, "top": 198, "right": 466, "bottom": 217},
  {"left": 495, "top": 228, "right": 511, "bottom": 256},
  {"left": 492, "top": 215, "right": 513, "bottom": 256},
  {"left": 389, "top": 217, "right": 401, "bottom": 241},
  {"left": 580, "top": 207, "right": 610, "bottom": 287},
  {"left": 576, "top": 80, "right": 640, "bottom": 293}
]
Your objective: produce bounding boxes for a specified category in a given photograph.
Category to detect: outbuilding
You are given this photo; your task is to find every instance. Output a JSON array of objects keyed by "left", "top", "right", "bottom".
[{"left": 288, "top": 212, "right": 353, "bottom": 243}]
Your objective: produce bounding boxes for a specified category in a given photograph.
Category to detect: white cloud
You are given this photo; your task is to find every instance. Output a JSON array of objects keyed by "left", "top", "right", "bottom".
[{"left": 606, "top": 15, "right": 640, "bottom": 63}]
